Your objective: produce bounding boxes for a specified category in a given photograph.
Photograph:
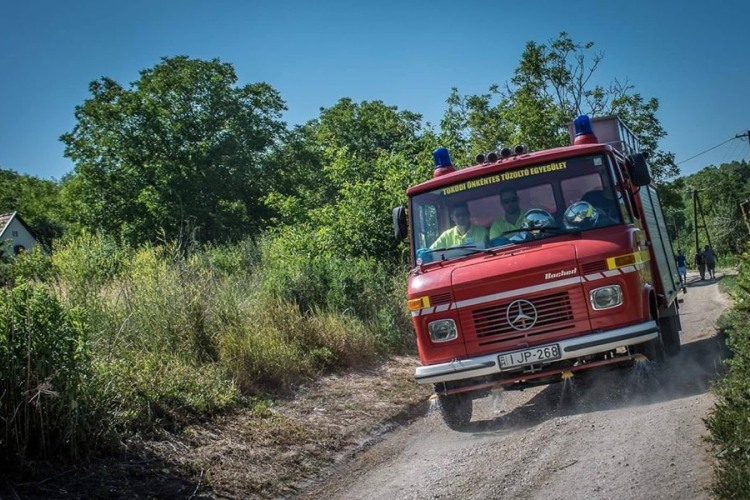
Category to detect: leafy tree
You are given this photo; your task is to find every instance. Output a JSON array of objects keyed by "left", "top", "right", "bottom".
[
  {"left": 0, "top": 166, "right": 65, "bottom": 246},
  {"left": 441, "top": 32, "right": 677, "bottom": 182},
  {"left": 680, "top": 160, "right": 750, "bottom": 255},
  {"left": 60, "top": 56, "right": 286, "bottom": 244},
  {"left": 266, "top": 99, "right": 435, "bottom": 261}
]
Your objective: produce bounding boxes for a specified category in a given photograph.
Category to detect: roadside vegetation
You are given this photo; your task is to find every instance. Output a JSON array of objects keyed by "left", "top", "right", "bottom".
[
  {"left": 707, "top": 248, "right": 750, "bottom": 499},
  {"left": 0, "top": 234, "right": 412, "bottom": 470}
]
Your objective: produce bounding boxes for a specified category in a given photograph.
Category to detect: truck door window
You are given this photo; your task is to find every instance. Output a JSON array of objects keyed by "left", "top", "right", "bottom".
[
  {"left": 608, "top": 160, "right": 633, "bottom": 224},
  {"left": 417, "top": 203, "right": 439, "bottom": 248}
]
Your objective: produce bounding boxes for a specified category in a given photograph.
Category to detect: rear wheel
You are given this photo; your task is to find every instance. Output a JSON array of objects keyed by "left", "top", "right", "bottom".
[{"left": 437, "top": 393, "right": 473, "bottom": 430}]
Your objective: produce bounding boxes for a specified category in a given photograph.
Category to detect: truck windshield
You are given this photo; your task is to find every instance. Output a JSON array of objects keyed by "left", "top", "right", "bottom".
[{"left": 410, "top": 154, "right": 627, "bottom": 263}]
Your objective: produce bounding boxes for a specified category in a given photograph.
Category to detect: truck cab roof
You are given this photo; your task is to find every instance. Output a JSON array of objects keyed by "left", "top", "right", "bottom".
[{"left": 407, "top": 143, "right": 618, "bottom": 197}]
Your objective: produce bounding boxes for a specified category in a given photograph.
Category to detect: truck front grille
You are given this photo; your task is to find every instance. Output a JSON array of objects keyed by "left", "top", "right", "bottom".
[{"left": 472, "top": 291, "right": 574, "bottom": 341}]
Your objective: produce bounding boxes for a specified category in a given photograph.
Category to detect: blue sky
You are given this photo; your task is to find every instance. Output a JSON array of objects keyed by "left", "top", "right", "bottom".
[{"left": 1, "top": 0, "right": 749, "bottom": 180}]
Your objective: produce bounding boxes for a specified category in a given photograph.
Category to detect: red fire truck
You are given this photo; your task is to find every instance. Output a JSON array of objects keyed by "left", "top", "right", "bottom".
[{"left": 393, "top": 116, "right": 682, "bottom": 429}]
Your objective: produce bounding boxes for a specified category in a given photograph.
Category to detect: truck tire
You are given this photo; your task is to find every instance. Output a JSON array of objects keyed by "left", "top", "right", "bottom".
[
  {"left": 660, "top": 303, "right": 682, "bottom": 357},
  {"left": 661, "top": 316, "right": 681, "bottom": 357},
  {"left": 438, "top": 393, "right": 472, "bottom": 431},
  {"left": 634, "top": 325, "right": 666, "bottom": 363}
]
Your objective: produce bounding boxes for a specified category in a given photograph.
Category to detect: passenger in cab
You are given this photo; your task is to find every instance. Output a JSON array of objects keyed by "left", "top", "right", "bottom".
[
  {"left": 430, "top": 202, "right": 487, "bottom": 249},
  {"left": 489, "top": 187, "right": 523, "bottom": 242}
]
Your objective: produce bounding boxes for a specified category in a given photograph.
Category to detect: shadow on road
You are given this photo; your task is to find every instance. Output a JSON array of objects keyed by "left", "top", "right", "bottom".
[
  {"left": 685, "top": 275, "right": 723, "bottom": 288},
  {"left": 0, "top": 443, "right": 209, "bottom": 500},
  {"left": 465, "top": 332, "right": 728, "bottom": 435}
]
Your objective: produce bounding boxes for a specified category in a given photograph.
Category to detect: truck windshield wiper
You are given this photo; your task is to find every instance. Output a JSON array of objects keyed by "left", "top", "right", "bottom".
[
  {"left": 501, "top": 226, "right": 581, "bottom": 237},
  {"left": 420, "top": 245, "right": 496, "bottom": 259}
]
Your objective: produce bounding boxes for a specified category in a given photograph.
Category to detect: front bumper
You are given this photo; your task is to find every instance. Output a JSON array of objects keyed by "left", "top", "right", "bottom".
[{"left": 415, "top": 320, "right": 658, "bottom": 384}]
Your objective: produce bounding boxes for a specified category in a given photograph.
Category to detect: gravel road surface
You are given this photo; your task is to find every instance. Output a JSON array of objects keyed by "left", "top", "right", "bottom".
[{"left": 300, "top": 274, "right": 729, "bottom": 500}]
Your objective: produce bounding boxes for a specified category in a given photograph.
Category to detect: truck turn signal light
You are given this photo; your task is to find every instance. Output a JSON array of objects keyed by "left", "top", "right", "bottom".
[{"left": 408, "top": 296, "right": 431, "bottom": 311}]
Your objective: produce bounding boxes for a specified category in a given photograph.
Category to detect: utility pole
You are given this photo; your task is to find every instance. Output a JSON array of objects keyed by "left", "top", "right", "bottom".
[
  {"left": 736, "top": 131, "right": 750, "bottom": 161},
  {"left": 736, "top": 132, "right": 750, "bottom": 234},
  {"left": 692, "top": 189, "right": 712, "bottom": 254},
  {"left": 693, "top": 189, "right": 699, "bottom": 255},
  {"left": 696, "top": 191, "right": 713, "bottom": 250}
]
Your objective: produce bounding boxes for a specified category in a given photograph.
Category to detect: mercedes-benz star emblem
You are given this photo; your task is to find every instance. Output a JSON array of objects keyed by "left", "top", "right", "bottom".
[{"left": 506, "top": 299, "right": 538, "bottom": 331}]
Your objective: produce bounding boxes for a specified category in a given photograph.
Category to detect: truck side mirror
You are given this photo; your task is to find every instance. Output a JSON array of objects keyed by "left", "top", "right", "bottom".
[
  {"left": 392, "top": 206, "right": 408, "bottom": 242},
  {"left": 627, "top": 153, "right": 651, "bottom": 187}
]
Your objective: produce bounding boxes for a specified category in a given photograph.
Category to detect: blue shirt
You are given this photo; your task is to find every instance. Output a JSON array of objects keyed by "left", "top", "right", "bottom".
[{"left": 675, "top": 254, "right": 687, "bottom": 267}]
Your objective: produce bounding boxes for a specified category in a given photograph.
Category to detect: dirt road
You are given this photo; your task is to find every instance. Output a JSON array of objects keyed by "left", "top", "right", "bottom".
[{"left": 300, "top": 274, "right": 729, "bottom": 500}]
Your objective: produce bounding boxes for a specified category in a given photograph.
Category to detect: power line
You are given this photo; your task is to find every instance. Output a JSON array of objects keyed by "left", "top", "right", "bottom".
[
  {"left": 719, "top": 137, "right": 741, "bottom": 165},
  {"left": 676, "top": 137, "right": 738, "bottom": 165}
]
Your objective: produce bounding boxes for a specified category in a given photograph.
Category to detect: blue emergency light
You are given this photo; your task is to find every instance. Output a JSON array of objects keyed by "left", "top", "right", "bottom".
[
  {"left": 574, "top": 115, "right": 593, "bottom": 136},
  {"left": 433, "top": 147, "right": 453, "bottom": 168}
]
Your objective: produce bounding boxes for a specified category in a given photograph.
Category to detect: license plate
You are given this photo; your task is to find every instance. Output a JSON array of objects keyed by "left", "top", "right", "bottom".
[{"left": 498, "top": 344, "right": 561, "bottom": 369}]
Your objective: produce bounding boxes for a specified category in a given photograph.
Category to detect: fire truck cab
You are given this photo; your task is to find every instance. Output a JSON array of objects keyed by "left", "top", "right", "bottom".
[{"left": 393, "top": 116, "right": 682, "bottom": 430}]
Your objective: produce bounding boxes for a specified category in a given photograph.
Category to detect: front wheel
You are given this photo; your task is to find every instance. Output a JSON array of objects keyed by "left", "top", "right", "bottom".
[
  {"left": 437, "top": 393, "right": 473, "bottom": 430},
  {"left": 633, "top": 329, "right": 666, "bottom": 363}
]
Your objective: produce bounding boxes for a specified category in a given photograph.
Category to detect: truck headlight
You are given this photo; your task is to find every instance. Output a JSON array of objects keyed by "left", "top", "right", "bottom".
[
  {"left": 428, "top": 319, "right": 458, "bottom": 343},
  {"left": 590, "top": 285, "right": 623, "bottom": 310}
]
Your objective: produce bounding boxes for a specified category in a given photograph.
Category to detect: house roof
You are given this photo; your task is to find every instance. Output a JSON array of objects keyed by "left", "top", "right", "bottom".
[
  {"left": 0, "top": 212, "right": 36, "bottom": 239},
  {"left": 0, "top": 212, "right": 14, "bottom": 236}
]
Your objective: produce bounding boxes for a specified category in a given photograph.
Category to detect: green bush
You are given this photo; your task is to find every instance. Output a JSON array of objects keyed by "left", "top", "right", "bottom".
[
  {"left": 257, "top": 229, "right": 414, "bottom": 352},
  {"left": 708, "top": 242, "right": 750, "bottom": 498},
  {"left": 88, "top": 353, "right": 239, "bottom": 433},
  {"left": 219, "top": 295, "right": 379, "bottom": 393},
  {"left": 11, "top": 246, "right": 54, "bottom": 283},
  {"left": 51, "top": 233, "right": 128, "bottom": 303},
  {"left": 0, "top": 281, "right": 90, "bottom": 467}
]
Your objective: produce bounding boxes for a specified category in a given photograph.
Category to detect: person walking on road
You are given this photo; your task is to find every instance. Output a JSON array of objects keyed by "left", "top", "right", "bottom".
[
  {"left": 676, "top": 249, "right": 687, "bottom": 288},
  {"left": 695, "top": 250, "right": 706, "bottom": 280},
  {"left": 704, "top": 245, "right": 717, "bottom": 279}
]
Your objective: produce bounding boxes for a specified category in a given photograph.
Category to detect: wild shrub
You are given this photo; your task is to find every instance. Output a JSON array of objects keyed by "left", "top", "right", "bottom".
[
  {"left": 88, "top": 353, "right": 239, "bottom": 433},
  {"left": 218, "top": 294, "right": 378, "bottom": 394},
  {"left": 51, "top": 233, "right": 128, "bottom": 303},
  {"left": 0, "top": 281, "right": 90, "bottom": 468},
  {"left": 256, "top": 230, "right": 414, "bottom": 352},
  {"left": 708, "top": 242, "right": 750, "bottom": 498},
  {"left": 11, "top": 246, "right": 54, "bottom": 283}
]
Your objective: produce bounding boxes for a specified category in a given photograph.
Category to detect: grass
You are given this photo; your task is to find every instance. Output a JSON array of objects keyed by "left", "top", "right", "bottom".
[{"left": 0, "top": 233, "right": 414, "bottom": 471}]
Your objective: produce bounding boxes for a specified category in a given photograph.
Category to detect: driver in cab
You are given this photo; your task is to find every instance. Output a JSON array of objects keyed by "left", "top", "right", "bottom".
[{"left": 430, "top": 202, "right": 487, "bottom": 249}]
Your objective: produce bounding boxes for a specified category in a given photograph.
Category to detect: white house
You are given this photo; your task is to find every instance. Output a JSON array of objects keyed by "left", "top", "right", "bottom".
[{"left": 0, "top": 212, "right": 36, "bottom": 256}]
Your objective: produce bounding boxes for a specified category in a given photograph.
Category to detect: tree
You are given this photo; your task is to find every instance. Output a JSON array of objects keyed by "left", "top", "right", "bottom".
[
  {"left": 60, "top": 56, "right": 286, "bottom": 244},
  {"left": 0, "top": 166, "right": 65, "bottom": 246},
  {"left": 441, "top": 33, "right": 677, "bottom": 182},
  {"left": 680, "top": 160, "right": 750, "bottom": 255},
  {"left": 266, "top": 98, "right": 435, "bottom": 261}
]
